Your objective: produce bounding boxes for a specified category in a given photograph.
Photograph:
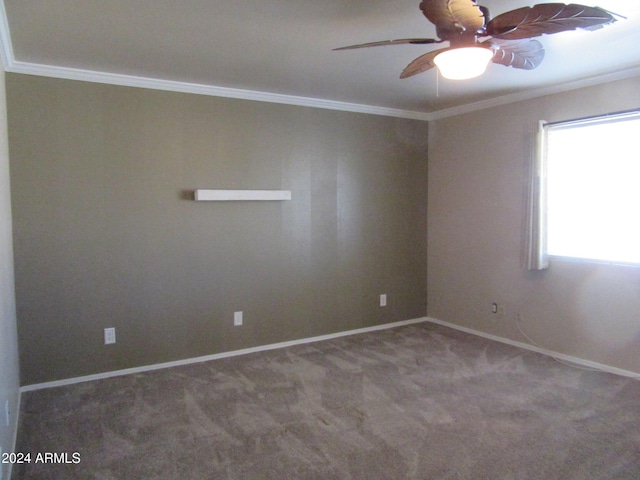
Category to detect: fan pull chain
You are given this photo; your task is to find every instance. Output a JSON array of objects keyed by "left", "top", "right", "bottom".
[{"left": 436, "top": 68, "right": 440, "bottom": 98}]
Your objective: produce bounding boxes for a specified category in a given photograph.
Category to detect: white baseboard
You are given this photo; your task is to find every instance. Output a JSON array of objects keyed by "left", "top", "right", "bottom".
[
  {"left": 20, "top": 317, "right": 430, "bottom": 392},
  {"left": 21, "top": 315, "right": 638, "bottom": 393},
  {"left": 425, "top": 317, "right": 640, "bottom": 379}
]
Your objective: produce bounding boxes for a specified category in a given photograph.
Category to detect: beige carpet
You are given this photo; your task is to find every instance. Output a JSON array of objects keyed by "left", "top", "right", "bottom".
[{"left": 13, "top": 322, "right": 640, "bottom": 479}]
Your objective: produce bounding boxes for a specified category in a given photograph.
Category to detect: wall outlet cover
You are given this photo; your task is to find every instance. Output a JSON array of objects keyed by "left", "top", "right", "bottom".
[{"left": 104, "top": 327, "right": 116, "bottom": 345}]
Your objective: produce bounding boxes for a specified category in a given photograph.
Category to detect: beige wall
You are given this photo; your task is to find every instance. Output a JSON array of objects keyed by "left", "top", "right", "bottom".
[
  {"left": 7, "top": 74, "right": 429, "bottom": 385},
  {"left": 0, "top": 68, "right": 20, "bottom": 477},
  {"left": 9, "top": 69, "right": 639, "bottom": 386},
  {"left": 428, "top": 75, "right": 640, "bottom": 373}
]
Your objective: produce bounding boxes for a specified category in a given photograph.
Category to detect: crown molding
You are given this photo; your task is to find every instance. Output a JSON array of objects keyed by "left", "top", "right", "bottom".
[
  {"left": 7, "top": 60, "right": 432, "bottom": 121},
  {"left": 0, "top": 1, "right": 429, "bottom": 121},
  {"left": 0, "top": 0, "right": 638, "bottom": 123},
  {"left": 6, "top": 56, "right": 639, "bottom": 124},
  {"left": 0, "top": 0, "right": 418, "bottom": 122},
  {"left": 427, "top": 65, "right": 640, "bottom": 120}
]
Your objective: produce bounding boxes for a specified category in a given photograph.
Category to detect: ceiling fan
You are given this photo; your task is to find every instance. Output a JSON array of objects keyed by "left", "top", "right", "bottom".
[{"left": 334, "top": 1, "right": 617, "bottom": 80}]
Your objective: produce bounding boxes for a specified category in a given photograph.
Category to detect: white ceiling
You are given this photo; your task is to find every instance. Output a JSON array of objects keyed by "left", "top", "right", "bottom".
[{"left": 2, "top": 0, "right": 640, "bottom": 120}]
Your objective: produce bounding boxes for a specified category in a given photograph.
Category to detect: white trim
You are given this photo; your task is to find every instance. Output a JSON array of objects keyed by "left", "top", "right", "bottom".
[
  {"left": 19, "top": 315, "right": 640, "bottom": 392},
  {"left": 427, "top": 66, "right": 640, "bottom": 120},
  {"left": 4, "top": 60, "right": 431, "bottom": 121},
  {"left": 7, "top": 59, "right": 640, "bottom": 123},
  {"left": 0, "top": 0, "right": 428, "bottom": 121},
  {"left": 11, "top": 59, "right": 639, "bottom": 122},
  {"left": 0, "top": 1, "right": 637, "bottom": 122},
  {"left": 20, "top": 317, "right": 430, "bottom": 392},
  {"left": 426, "top": 317, "right": 640, "bottom": 379}
]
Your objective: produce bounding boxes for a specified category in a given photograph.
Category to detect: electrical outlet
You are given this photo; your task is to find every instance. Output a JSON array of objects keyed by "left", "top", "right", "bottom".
[
  {"left": 380, "top": 294, "right": 387, "bottom": 307},
  {"left": 491, "top": 303, "right": 506, "bottom": 317},
  {"left": 104, "top": 327, "right": 116, "bottom": 345},
  {"left": 234, "top": 311, "right": 243, "bottom": 326}
]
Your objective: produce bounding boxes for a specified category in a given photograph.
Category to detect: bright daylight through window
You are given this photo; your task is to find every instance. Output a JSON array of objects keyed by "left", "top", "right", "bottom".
[{"left": 543, "top": 110, "right": 640, "bottom": 265}]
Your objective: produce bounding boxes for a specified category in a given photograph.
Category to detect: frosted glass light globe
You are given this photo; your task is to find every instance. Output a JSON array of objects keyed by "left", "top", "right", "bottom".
[{"left": 434, "top": 47, "right": 493, "bottom": 80}]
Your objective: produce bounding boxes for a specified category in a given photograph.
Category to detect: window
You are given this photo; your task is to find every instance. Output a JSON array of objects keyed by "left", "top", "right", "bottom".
[{"left": 530, "top": 110, "right": 640, "bottom": 268}]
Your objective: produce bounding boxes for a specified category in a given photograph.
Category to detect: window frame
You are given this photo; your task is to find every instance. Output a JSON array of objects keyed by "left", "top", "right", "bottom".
[{"left": 529, "top": 109, "right": 640, "bottom": 269}]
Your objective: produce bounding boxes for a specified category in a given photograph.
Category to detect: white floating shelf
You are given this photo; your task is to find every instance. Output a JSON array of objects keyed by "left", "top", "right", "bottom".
[{"left": 194, "top": 189, "right": 291, "bottom": 201}]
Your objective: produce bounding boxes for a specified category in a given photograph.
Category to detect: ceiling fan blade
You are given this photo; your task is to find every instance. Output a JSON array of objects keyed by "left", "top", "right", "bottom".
[
  {"left": 420, "top": 0, "right": 485, "bottom": 40},
  {"left": 400, "top": 47, "right": 451, "bottom": 78},
  {"left": 486, "top": 39, "right": 545, "bottom": 70},
  {"left": 486, "top": 3, "right": 615, "bottom": 40},
  {"left": 333, "top": 38, "right": 441, "bottom": 51}
]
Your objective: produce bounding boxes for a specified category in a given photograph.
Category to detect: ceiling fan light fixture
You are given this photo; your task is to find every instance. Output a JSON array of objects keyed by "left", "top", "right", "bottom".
[{"left": 433, "top": 47, "right": 493, "bottom": 80}]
